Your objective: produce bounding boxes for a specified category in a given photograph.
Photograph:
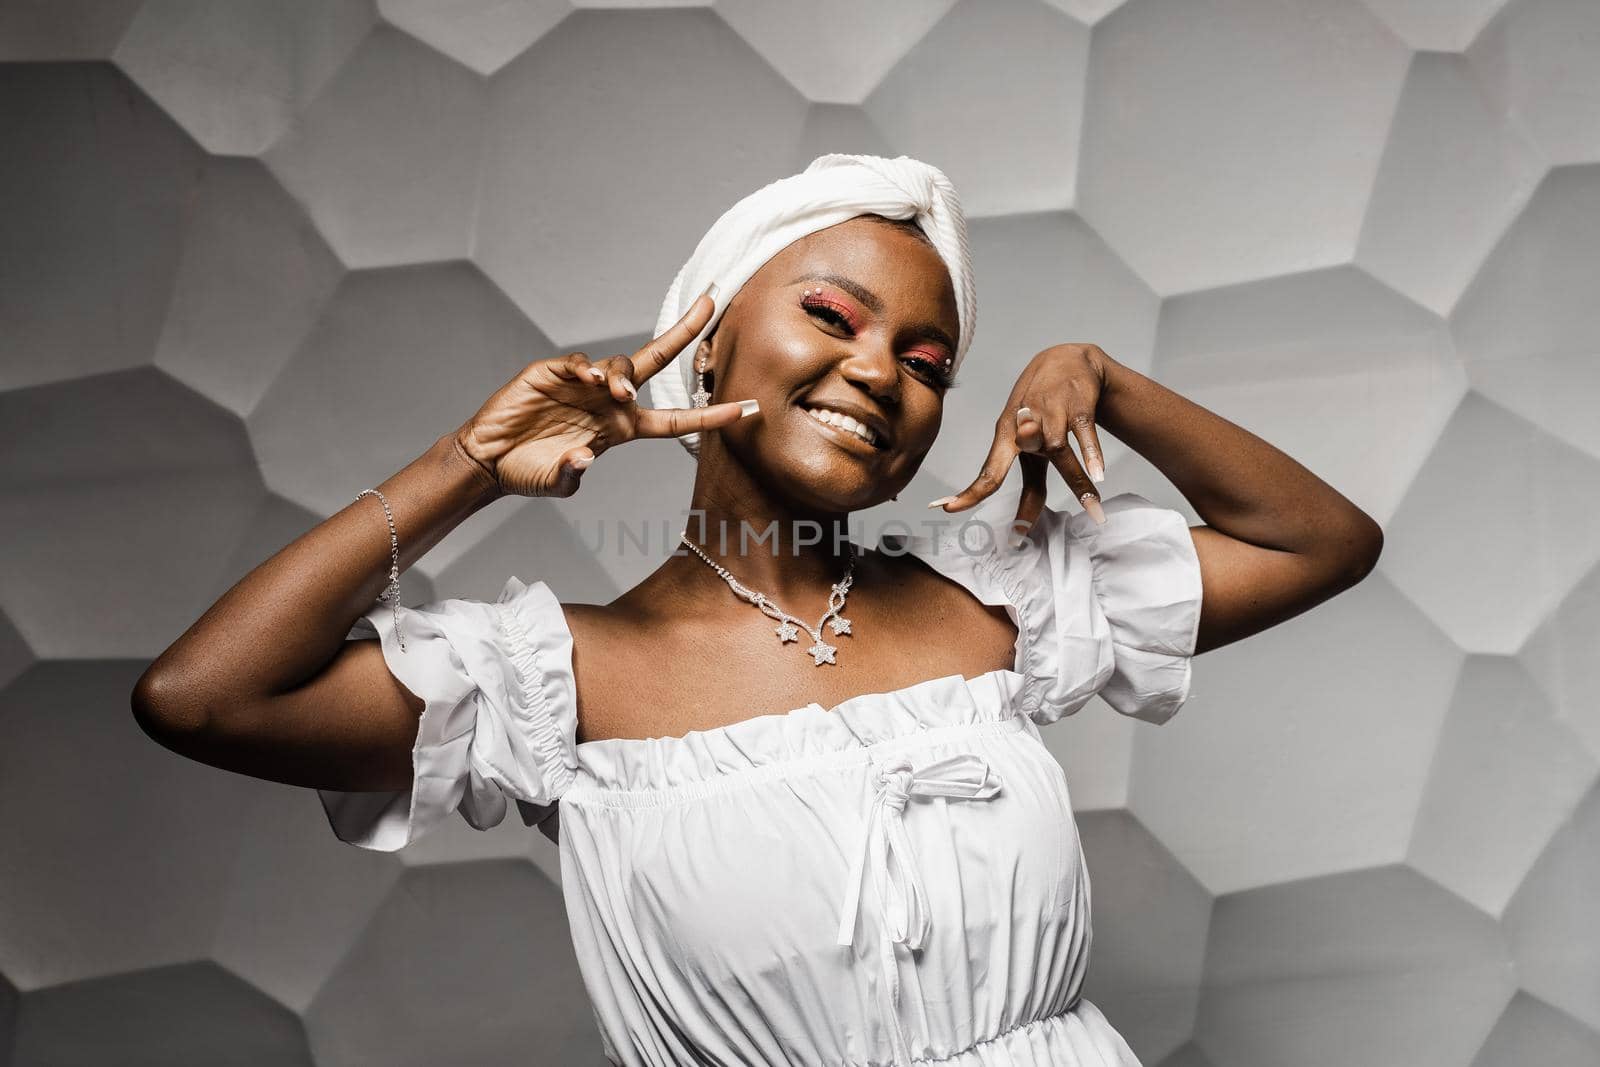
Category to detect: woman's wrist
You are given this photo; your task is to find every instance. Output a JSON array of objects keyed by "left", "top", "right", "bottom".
[
  {"left": 1091, "top": 351, "right": 1140, "bottom": 437},
  {"left": 435, "top": 430, "right": 504, "bottom": 508}
]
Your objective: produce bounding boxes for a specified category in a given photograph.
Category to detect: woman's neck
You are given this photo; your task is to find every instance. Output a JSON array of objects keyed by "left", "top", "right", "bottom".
[{"left": 672, "top": 459, "right": 860, "bottom": 604}]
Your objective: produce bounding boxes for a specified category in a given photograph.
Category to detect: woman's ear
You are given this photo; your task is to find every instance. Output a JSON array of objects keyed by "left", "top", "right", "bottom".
[
  {"left": 693, "top": 335, "right": 715, "bottom": 375},
  {"left": 690, "top": 336, "right": 716, "bottom": 407}
]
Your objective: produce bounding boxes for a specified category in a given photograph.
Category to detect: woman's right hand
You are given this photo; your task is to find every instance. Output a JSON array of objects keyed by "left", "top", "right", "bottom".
[{"left": 453, "top": 288, "right": 756, "bottom": 498}]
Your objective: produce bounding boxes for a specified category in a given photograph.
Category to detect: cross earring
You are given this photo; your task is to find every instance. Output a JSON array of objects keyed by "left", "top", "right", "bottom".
[{"left": 691, "top": 358, "right": 710, "bottom": 408}]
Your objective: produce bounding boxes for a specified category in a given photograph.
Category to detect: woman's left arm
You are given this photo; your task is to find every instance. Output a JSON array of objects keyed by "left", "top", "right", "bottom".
[{"left": 939, "top": 344, "right": 1385, "bottom": 656}]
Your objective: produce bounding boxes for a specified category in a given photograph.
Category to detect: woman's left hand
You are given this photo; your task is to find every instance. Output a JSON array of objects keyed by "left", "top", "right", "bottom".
[{"left": 930, "top": 343, "right": 1114, "bottom": 533}]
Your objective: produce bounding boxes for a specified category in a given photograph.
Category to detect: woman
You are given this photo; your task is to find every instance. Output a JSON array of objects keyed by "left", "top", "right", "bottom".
[{"left": 133, "top": 154, "right": 1383, "bottom": 1066}]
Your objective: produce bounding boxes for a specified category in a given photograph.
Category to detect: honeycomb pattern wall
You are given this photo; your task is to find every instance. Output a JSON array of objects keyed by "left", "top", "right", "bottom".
[{"left": 3, "top": 0, "right": 1597, "bottom": 1063}]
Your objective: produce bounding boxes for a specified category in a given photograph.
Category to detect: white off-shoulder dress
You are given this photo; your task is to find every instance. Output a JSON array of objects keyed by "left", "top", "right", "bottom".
[{"left": 317, "top": 491, "right": 1204, "bottom": 1067}]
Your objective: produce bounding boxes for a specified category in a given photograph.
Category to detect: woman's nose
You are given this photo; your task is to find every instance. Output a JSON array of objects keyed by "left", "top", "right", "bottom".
[{"left": 839, "top": 344, "right": 900, "bottom": 404}]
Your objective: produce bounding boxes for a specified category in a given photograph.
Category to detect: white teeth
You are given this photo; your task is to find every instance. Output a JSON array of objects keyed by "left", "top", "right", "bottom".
[{"left": 804, "top": 406, "right": 879, "bottom": 446}]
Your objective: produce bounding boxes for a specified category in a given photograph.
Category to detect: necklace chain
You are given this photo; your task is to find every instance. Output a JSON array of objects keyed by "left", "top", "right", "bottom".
[{"left": 678, "top": 531, "right": 857, "bottom": 666}]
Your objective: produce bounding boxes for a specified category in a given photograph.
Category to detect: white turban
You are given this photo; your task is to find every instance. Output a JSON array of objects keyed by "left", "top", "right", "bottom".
[{"left": 649, "top": 153, "right": 976, "bottom": 456}]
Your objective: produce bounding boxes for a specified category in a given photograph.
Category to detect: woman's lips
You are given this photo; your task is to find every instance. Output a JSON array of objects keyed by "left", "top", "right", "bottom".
[{"left": 800, "top": 406, "right": 885, "bottom": 456}]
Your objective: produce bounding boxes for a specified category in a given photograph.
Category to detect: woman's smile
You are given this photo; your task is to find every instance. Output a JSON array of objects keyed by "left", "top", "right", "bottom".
[{"left": 799, "top": 402, "right": 892, "bottom": 455}]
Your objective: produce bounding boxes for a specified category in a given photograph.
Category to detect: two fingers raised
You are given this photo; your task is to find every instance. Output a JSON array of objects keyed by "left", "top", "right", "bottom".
[{"left": 560, "top": 285, "right": 759, "bottom": 443}]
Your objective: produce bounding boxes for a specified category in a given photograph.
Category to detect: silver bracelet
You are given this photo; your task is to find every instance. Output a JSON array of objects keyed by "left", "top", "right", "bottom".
[{"left": 356, "top": 488, "right": 406, "bottom": 652}]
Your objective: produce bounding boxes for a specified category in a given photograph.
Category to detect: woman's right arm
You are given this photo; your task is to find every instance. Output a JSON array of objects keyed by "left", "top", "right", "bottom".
[
  {"left": 130, "top": 287, "right": 753, "bottom": 795},
  {"left": 130, "top": 431, "right": 504, "bottom": 793}
]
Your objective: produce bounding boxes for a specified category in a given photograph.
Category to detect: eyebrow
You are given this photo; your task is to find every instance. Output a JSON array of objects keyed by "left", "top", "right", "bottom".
[{"left": 787, "top": 271, "right": 958, "bottom": 354}]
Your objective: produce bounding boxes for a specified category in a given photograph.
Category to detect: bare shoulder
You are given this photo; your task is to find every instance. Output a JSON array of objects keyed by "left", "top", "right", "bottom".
[
  {"left": 861, "top": 541, "right": 1017, "bottom": 647},
  {"left": 558, "top": 594, "right": 689, "bottom": 744}
]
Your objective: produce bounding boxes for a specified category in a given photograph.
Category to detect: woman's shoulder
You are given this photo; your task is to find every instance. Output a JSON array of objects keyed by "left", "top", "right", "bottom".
[
  {"left": 552, "top": 591, "right": 689, "bottom": 744},
  {"left": 556, "top": 582, "right": 670, "bottom": 652}
]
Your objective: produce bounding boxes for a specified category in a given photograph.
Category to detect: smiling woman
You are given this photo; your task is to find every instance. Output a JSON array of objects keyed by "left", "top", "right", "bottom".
[{"left": 134, "top": 153, "right": 1380, "bottom": 1067}]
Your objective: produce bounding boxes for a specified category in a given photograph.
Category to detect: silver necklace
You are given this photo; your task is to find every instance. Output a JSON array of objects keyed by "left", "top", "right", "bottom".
[{"left": 679, "top": 532, "right": 857, "bottom": 666}]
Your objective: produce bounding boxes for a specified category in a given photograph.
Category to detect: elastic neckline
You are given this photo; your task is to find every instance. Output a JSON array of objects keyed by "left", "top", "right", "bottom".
[
  {"left": 571, "top": 669, "right": 1031, "bottom": 791},
  {"left": 567, "top": 714, "right": 1030, "bottom": 805}
]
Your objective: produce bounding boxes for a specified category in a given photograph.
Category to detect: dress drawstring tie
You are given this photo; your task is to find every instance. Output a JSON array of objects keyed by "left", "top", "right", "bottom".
[{"left": 836, "top": 751, "right": 1004, "bottom": 1067}]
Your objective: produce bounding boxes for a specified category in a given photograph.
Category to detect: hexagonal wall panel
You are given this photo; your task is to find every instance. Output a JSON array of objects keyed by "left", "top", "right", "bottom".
[
  {"left": 865, "top": 0, "right": 1089, "bottom": 218},
  {"left": 1154, "top": 266, "right": 1467, "bottom": 526},
  {"left": 0, "top": 63, "right": 204, "bottom": 393},
  {"left": 1077, "top": 0, "right": 1410, "bottom": 295},
  {"left": 113, "top": 0, "right": 373, "bottom": 157},
  {"left": 0, "top": 369, "right": 267, "bottom": 660},
  {"left": 474, "top": 7, "right": 811, "bottom": 346},
  {"left": 263, "top": 24, "right": 486, "bottom": 268}
]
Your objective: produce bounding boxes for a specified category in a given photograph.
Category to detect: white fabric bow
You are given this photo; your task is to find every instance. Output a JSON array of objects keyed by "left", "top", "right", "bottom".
[{"left": 836, "top": 751, "right": 1003, "bottom": 1066}]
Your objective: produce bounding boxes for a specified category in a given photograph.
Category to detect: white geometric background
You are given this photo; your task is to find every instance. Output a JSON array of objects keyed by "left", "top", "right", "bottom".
[{"left": 2, "top": 0, "right": 1597, "bottom": 1063}]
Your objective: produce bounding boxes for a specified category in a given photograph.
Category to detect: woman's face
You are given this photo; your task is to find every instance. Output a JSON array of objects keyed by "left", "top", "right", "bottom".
[{"left": 698, "top": 215, "right": 961, "bottom": 512}]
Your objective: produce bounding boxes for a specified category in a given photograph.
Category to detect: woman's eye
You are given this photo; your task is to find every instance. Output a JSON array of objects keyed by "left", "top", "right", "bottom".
[
  {"left": 905, "top": 356, "right": 947, "bottom": 383},
  {"left": 805, "top": 303, "right": 848, "bottom": 329}
]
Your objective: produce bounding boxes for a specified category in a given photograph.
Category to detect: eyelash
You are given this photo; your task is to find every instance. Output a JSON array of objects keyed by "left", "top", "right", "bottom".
[{"left": 802, "top": 299, "right": 956, "bottom": 389}]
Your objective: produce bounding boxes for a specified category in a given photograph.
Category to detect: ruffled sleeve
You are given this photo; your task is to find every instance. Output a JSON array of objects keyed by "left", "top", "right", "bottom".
[
  {"left": 316, "top": 576, "right": 579, "bottom": 852},
  {"left": 897, "top": 489, "right": 1201, "bottom": 727},
  {"left": 1028, "top": 491, "right": 1204, "bottom": 725}
]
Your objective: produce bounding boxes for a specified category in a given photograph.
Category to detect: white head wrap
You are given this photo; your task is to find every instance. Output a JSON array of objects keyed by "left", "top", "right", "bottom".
[{"left": 649, "top": 153, "right": 975, "bottom": 456}]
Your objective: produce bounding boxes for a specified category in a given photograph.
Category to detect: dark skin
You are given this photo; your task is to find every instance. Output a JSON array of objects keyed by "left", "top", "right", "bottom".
[{"left": 132, "top": 214, "right": 1381, "bottom": 790}]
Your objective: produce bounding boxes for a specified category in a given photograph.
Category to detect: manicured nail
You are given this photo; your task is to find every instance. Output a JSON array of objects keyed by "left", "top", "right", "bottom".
[
  {"left": 621, "top": 378, "right": 638, "bottom": 400},
  {"left": 738, "top": 398, "right": 760, "bottom": 417},
  {"left": 587, "top": 366, "right": 605, "bottom": 383},
  {"left": 1087, "top": 453, "right": 1105, "bottom": 483},
  {"left": 927, "top": 496, "right": 954, "bottom": 510},
  {"left": 570, "top": 455, "right": 593, "bottom": 471},
  {"left": 1015, "top": 406, "right": 1034, "bottom": 424},
  {"left": 704, "top": 281, "right": 720, "bottom": 302},
  {"left": 1008, "top": 521, "right": 1033, "bottom": 550},
  {"left": 1081, "top": 492, "right": 1106, "bottom": 525}
]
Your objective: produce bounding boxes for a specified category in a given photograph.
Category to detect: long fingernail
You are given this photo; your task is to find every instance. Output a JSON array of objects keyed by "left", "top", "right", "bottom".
[
  {"left": 1008, "top": 521, "right": 1033, "bottom": 549},
  {"left": 1015, "top": 406, "right": 1033, "bottom": 424},
  {"left": 1088, "top": 455, "right": 1105, "bottom": 483},
  {"left": 570, "top": 455, "right": 593, "bottom": 471},
  {"left": 927, "top": 496, "right": 954, "bottom": 510},
  {"left": 588, "top": 366, "right": 605, "bottom": 383},
  {"left": 704, "top": 281, "right": 720, "bottom": 302},
  {"left": 738, "top": 398, "right": 760, "bottom": 418},
  {"left": 1081, "top": 492, "right": 1106, "bottom": 525},
  {"left": 621, "top": 379, "right": 638, "bottom": 400}
]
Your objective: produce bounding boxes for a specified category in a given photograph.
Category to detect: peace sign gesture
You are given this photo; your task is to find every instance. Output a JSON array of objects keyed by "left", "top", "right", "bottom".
[
  {"left": 454, "top": 286, "right": 758, "bottom": 498},
  {"left": 930, "top": 343, "right": 1113, "bottom": 533}
]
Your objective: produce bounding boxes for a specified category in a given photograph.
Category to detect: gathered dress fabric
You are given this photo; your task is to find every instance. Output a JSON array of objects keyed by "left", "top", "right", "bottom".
[{"left": 317, "top": 491, "right": 1204, "bottom": 1067}]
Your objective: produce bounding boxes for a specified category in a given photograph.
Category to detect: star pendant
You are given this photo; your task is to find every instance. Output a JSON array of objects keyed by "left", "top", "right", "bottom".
[
  {"left": 808, "top": 641, "right": 838, "bottom": 666},
  {"left": 774, "top": 621, "right": 800, "bottom": 644},
  {"left": 828, "top": 615, "right": 852, "bottom": 636}
]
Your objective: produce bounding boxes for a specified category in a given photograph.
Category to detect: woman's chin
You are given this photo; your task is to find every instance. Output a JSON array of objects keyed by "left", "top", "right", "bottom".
[
  {"left": 726, "top": 418, "right": 909, "bottom": 512},
  {"left": 767, "top": 453, "right": 901, "bottom": 513}
]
